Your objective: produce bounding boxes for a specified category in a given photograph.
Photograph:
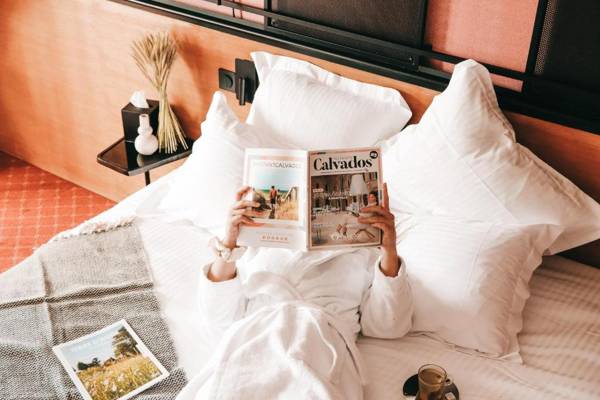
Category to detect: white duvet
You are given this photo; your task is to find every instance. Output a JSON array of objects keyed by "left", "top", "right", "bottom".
[{"left": 59, "top": 172, "right": 600, "bottom": 400}]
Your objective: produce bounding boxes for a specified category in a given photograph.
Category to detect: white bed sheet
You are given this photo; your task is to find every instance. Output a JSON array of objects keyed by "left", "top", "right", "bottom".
[{"left": 63, "top": 172, "right": 600, "bottom": 400}]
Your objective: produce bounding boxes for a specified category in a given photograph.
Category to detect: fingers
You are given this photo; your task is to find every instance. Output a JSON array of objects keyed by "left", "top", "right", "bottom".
[
  {"left": 243, "top": 220, "right": 264, "bottom": 227},
  {"left": 359, "top": 205, "right": 394, "bottom": 219},
  {"left": 371, "top": 222, "right": 395, "bottom": 236},
  {"left": 230, "top": 214, "right": 263, "bottom": 227},
  {"left": 232, "top": 208, "right": 263, "bottom": 218},
  {"left": 235, "top": 186, "right": 252, "bottom": 201},
  {"left": 371, "top": 222, "right": 391, "bottom": 232},
  {"left": 383, "top": 183, "right": 390, "bottom": 211},
  {"left": 232, "top": 200, "right": 259, "bottom": 210},
  {"left": 371, "top": 222, "right": 396, "bottom": 235},
  {"left": 358, "top": 216, "right": 394, "bottom": 226}
]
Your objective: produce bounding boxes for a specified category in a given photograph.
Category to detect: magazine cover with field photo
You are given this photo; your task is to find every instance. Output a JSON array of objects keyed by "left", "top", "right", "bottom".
[{"left": 53, "top": 320, "right": 169, "bottom": 400}]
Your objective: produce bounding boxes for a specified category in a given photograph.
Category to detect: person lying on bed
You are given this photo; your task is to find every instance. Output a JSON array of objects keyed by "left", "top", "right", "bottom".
[{"left": 177, "top": 183, "right": 413, "bottom": 400}]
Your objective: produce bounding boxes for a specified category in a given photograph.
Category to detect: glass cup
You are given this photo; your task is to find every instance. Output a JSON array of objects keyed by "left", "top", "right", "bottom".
[{"left": 416, "top": 364, "right": 453, "bottom": 400}]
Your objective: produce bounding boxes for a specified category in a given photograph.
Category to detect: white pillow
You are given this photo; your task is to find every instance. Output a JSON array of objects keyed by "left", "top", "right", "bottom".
[
  {"left": 158, "top": 92, "right": 286, "bottom": 235},
  {"left": 396, "top": 212, "right": 561, "bottom": 358},
  {"left": 247, "top": 51, "right": 412, "bottom": 149},
  {"left": 383, "top": 59, "right": 600, "bottom": 254}
]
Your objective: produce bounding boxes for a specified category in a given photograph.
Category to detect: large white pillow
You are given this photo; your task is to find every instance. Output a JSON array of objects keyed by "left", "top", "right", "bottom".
[
  {"left": 157, "top": 92, "right": 286, "bottom": 235},
  {"left": 383, "top": 59, "right": 600, "bottom": 254},
  {"left": 247, "top": 51, "right": 412, "bottom": 149},
  {"left": 395, "top": 212, "right": 561, "bottom": 358}
]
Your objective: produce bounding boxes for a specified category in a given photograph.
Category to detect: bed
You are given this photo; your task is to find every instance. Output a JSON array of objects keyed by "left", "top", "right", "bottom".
[
  {"left": 3, "top": 48, "right": 599, "bottom": 398},
  {"left": 4, "top": 3, "right": 600, "bottom": 393},
  {"left": 20, "top": 162, "right": 592, "bottom": 400}
]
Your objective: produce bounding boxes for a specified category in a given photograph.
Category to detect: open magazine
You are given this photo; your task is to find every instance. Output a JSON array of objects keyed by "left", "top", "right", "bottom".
[{"left": 238, "top": 147, "right": 382, "bottom": 250}]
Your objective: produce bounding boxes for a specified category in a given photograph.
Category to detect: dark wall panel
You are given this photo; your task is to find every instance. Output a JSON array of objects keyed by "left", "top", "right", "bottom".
[
  {"left": 534, "top": 0, "right": 600, "bottom": 92},
  {"left": 269, "top": 0, "right": 427, "bottom": 66}
]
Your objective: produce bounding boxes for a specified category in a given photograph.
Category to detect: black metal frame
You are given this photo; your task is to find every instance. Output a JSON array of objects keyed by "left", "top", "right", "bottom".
[
  {"left": 262, "top": 0, "right": 429, "bottom": 69},
  {"left": 524, "top": 0, "right": 549, "bottom": 76},
  {"left": 113, "top": 0, "right": 600, "bottom": 135}
]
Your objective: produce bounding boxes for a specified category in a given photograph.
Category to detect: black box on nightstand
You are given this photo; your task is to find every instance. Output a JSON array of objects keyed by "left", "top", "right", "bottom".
[{"left": 121, "top": 100, "right": 159, "bottom": 143}]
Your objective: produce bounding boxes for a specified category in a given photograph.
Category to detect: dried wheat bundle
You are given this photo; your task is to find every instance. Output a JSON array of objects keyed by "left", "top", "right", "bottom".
[{"left": 132, "top": 32, "right": 188, "bottom": 153}]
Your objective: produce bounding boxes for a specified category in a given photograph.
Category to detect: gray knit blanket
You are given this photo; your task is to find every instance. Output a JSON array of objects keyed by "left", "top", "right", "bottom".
[{"left": 0, "top": 223, "right": 187, "bottom": 399}]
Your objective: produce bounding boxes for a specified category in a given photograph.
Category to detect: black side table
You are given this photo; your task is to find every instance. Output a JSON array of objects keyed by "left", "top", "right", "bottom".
[{"left": 97, "top": 137, "right": 194, "bottom": 185}]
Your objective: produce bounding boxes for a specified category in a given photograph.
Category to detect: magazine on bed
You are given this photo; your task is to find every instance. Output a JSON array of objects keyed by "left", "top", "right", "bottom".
[
  {"left": 52, "top": 320, "right": 169, "bottom": 400},
  {"left": 238, "top": 147, "right": 383, "bottom": 250}
]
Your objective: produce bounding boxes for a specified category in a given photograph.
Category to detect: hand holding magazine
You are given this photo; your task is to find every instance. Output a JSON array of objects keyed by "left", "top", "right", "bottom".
[{"left": 238, "top": 147, "right": 383, "bottom": 250}]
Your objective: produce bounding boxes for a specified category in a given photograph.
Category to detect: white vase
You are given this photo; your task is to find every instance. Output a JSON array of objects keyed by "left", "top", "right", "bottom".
[{"left": 134, "top": 114, "right": 158, "bottom": 155}]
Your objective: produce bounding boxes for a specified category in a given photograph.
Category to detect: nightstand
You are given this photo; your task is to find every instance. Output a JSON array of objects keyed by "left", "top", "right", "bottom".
[{"left": 97, "top": 137, "right": 194, "bottom": 185}]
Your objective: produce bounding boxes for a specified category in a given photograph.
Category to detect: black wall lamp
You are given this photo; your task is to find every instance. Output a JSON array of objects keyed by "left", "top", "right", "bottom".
[{"left": 218, "top": 59, "right": 259, "bottom": 105}]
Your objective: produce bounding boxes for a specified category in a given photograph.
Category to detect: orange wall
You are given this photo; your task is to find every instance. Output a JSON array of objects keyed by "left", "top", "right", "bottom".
[
  {"left": 0, "top": 1, "right": 226, "bottom": 200},
  {"left": 0, "top": 0, "right": 577, "bottom": 205},
  {"left": 426, "top": 0, "right": 539, "bottom": 89},
  {"left": 426, "top": 0, "right": 539, "bottom": 72},
  {"left": 1, "top": 0, "right": 599, "bottom": 265}
]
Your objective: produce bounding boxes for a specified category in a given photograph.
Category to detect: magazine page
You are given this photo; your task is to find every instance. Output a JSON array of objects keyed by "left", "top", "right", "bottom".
[
  {"left": 52, "top": 320, "right": 169, "bottom": 400},
  {"left": 308, "top": 147, "right": 382, "bottom": 250},
  {"left": 238, "top": 148, "right": 308, "bottom": 249}
]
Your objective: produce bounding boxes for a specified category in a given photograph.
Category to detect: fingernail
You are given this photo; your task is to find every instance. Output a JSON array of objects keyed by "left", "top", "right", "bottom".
[{"left": 252, "top": 202, "right": 260, "bottom": 207}]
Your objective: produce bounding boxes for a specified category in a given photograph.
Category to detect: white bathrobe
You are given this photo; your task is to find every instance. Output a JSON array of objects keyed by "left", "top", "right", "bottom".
[{"left": 176, "top": 247, "right": 413, "bottom": 400}]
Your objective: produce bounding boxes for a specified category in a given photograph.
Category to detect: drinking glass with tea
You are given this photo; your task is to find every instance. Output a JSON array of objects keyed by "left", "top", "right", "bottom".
[{"left": 417, "top": 364, "right": 453, "bottom": 400}]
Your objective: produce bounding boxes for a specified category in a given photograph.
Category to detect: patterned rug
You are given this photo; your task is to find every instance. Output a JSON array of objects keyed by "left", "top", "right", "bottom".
[{"left": 0, "top": 152, "right": 114, "bottom": 272}]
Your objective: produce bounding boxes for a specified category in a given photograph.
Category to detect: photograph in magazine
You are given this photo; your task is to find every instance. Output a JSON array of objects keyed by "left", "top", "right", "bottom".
[
  {"left": 309, "top": 148, "right": 382, "bottom": 249},
  {"left": 245, "top": 151, "right": 305, "bottom": 224},
  {"left": 52, "top": 320, "right": 169, "bottom": 400}
]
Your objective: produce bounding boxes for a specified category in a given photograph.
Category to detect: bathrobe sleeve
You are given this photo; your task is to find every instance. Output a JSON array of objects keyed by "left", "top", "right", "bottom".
[
  {"left": 197, "top": 263, "right": 247, "bottom": 329},
  {"left": 359, "top": 257, "right": 413, "bottom": 339}
]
